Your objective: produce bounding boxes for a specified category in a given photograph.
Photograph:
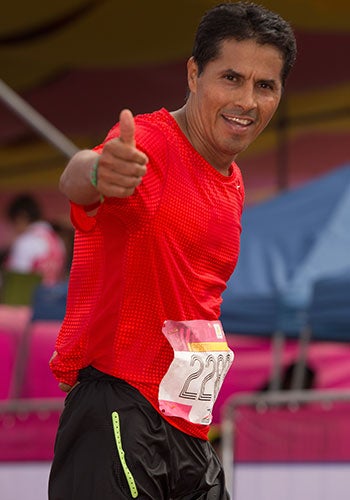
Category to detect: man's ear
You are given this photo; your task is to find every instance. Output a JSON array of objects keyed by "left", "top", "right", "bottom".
[{"left": 187, "top": 57, "right": 199, "bottom": 93}]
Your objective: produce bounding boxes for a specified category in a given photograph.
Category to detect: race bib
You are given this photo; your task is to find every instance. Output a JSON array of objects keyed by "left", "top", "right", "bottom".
[{"left": 158, "top": 319, "right": 234, "bottom": 425}]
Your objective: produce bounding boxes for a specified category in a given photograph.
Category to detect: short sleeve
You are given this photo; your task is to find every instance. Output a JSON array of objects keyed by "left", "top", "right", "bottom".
[{"left": 70, "top": 202, "right": 98, "bottom": 232}]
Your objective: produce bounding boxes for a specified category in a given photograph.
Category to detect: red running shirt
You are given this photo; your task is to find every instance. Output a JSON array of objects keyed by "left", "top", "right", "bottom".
[{"left": 50, "top": 108, "right": 244, "bottom": 439}]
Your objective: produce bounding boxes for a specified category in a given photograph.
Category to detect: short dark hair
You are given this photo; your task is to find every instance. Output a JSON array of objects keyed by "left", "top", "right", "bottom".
[
  {"left": 7, "top": 194, "right": 42, "bottom": 223},
  {"left": 192, "top": 2, "right": 297, "bottom": 86}
]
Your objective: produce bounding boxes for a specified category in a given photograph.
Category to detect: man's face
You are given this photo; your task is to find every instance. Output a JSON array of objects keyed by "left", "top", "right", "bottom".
[{"left": 186, "top": 38, "right": 284, "bottom": 173}]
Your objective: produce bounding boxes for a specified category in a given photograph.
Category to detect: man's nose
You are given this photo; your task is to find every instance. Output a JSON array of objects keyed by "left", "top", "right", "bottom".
[{"left": 234, "top": 83, "right": 257, "bottom": 111}]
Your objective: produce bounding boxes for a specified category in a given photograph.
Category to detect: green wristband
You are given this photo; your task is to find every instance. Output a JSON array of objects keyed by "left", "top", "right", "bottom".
[
  {"left": 90, "top": 157, "right": 99, "bottom": 188},
  {"left": 90, "top": 156, "right": 104, "bottom": 204}
]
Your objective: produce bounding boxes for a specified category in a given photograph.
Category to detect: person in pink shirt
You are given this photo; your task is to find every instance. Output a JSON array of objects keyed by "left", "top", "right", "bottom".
[{"left": 4, "top": 193, "right": 66, "bottom": 285}]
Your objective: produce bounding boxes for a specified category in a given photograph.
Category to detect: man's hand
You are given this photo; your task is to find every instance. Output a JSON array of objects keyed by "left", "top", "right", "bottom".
[
  {"left": 97, "top": 109, "right": 148, "bottom": 198},
  {"left": 59, "top": 381, "right": 80, "bottom": 393}
]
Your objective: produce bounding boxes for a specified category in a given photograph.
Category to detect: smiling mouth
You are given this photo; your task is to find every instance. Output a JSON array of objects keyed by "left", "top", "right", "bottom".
[{"left": 223, "top": 115, "right": 253, "bottom": 127}]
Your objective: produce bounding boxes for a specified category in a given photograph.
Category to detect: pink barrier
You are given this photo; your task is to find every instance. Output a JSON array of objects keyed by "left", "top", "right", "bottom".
[
  {"left": 234, "top": 403, "right": 350, "bottom": 462},
  {"left": 0, "top": 306, "right": 63, "bottom": 400},
  {"left": 0, "top": 411, "right": 60, "bottom": 461},
  {"left": 1, "top": 308, "right": 350, "bottom": 462},
  {"left": 22, "top": 321, "right": 63, "bottom": 398},
  {"left": 0, "top": 306, "right": 31, "bottom": 331},
  {"left": 0, "top": 306, "right": 31, "bottom": 399}
]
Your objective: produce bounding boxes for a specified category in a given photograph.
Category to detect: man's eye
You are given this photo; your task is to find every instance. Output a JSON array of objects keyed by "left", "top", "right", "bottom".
[
  {"left": 225, "top": 74, "right": 238, "bottom": 82},
  {"left": 259, "top": 82, "right": 273, "bottom": 90}
]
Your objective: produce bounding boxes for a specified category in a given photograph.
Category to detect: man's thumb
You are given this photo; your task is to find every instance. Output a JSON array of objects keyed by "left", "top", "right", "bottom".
[{"left": 119, "top": 108, "right": 135, "bottom": 146}]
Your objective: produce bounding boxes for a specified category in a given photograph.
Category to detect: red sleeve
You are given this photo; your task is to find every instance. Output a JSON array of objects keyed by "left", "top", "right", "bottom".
[{"left": 70, "top": 202, "right": 98, "bottom": 232}]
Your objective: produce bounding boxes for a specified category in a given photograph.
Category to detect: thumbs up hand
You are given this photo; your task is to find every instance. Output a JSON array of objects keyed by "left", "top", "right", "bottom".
[{"left": 97, "top": 109, "right": 148, "bottom": 198}]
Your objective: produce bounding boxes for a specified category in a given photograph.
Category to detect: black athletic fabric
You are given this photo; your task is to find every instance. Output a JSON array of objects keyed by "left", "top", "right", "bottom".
[{"left": 48, "top": 366, "right": 230, "bottom": 499}]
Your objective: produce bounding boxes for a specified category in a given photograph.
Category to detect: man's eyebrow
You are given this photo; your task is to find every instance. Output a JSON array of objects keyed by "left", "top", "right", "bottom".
[
  {"left": 223, "top": 68, "right": 242, "bottom": 77},
  {"left": 222, "top": 68, "right": 280, "bottom": 87},
  {"left": 224, "top": 69, "right": 277, "bottom": 82}
]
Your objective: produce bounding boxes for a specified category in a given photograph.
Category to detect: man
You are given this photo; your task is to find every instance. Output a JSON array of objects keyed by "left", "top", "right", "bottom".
[{"left": 49, "top": 2, "right": 296, "bottom": 498}]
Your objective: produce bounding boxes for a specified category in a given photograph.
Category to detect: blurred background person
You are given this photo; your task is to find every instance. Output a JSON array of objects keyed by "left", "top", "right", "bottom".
[{"left": 3, "top": 193, "right": 66, "bottom": 286}]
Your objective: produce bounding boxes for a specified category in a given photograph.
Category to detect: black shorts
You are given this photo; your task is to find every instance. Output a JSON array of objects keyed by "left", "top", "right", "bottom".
[{"left": 48, "top": 366, "right": 229, "bottom": 499}]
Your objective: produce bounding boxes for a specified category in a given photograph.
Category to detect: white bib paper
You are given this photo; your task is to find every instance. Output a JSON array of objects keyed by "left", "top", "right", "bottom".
[{"left": 158, "top": 319, "right": 234, "bottom": 425}]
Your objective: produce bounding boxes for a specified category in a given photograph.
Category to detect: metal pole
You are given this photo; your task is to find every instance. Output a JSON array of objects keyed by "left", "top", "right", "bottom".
[
  {"left": 0, "top": 78, "right": 79, "bottom": 158},
  {"left": 268, "top": 330, "right": 285, "bottom": 391},
  {"left": 222, "top": 408, "right": 235, "bottom": 497}
]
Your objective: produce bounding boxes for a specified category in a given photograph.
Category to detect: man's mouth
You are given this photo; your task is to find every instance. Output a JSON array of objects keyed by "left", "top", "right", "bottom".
[{"left": 223, "top": 115, "right": 254, "bottom": 127}]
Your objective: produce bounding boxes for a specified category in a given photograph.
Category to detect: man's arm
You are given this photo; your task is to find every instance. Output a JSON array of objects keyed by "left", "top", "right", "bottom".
[{"left": 59, "top": 109, "right": 148, "bottom": 205}]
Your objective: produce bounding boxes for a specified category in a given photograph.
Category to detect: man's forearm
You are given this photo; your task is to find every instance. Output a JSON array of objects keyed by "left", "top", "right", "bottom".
[{"left": 59, "top": 149, "right": 101, "bottom": 206}]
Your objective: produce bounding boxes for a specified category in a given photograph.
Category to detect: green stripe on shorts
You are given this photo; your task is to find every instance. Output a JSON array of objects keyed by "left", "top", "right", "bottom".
[{"left": 112, "top": 411, "right": 139, "bottom": 498}]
